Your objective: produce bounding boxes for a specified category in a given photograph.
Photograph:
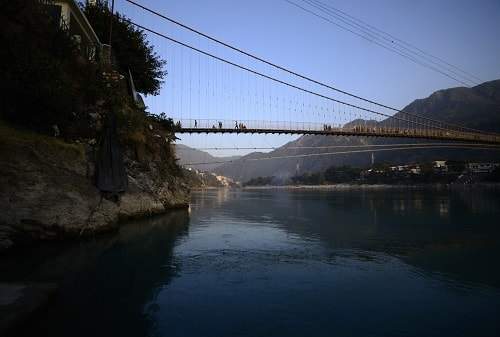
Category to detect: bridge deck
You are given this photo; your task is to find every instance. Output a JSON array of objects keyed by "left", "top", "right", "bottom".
[{"left": 176, "top": 127, "right": 500, "bottom": 145}]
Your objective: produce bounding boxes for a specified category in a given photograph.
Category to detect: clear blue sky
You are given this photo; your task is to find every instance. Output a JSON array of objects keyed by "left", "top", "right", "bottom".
[{"left": 113, "top": 0, "right": 500, "bottom": 156}]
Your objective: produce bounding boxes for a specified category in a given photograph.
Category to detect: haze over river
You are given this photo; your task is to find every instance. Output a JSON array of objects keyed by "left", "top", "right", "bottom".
[{"left": 4, "top": 188, "right": 500, "bottom": 337}]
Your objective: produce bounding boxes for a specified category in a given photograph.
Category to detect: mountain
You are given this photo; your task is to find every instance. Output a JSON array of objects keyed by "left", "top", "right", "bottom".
[
  {"left": 215, "top": 80, "right": 500, "bottom": 182},
  {"left": 386, "top": 81, "right": 500, "bottom": 132},
  {"left": 174, "top": 144, "right": 240, "bottom": 171}
]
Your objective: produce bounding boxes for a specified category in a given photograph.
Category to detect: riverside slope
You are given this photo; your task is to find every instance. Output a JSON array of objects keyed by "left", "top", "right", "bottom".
[{"left": 0, "top": 123, "right": 190, "bottom": 253}]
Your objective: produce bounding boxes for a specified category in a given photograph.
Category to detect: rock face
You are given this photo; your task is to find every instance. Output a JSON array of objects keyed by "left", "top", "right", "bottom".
[{"left": 0, "top": 123, "right": 190, "bottom": 253}]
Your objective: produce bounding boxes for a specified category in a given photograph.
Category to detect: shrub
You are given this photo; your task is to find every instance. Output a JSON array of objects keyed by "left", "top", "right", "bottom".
[
  {"left": 0, "top": 0, "right": 101, "bottom": 135},
  {"left": 82, "top": 0, "right": 166, "bottom": 96}
]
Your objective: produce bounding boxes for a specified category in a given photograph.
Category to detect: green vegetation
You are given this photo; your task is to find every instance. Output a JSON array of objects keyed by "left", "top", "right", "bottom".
[
  {"left": 83, "top": 0, "right": 166, "bottom": 95},
  {"left": 244, "top": 162, "right": 499, "bottom": 186},
  {"left": 323, "top": 166, "right": 362, "bottom": 183},
  {"left": 484, "top": 167, "right": 500, "bottom": 182},
  {"left": 244, "top": 166, "right": 362, "bottom": 186},
  {"left": 243, "top": 176, "right": 276, "bottom": 186},
  {"left": 0, "top": 0, "right": 183, "bottom": 184},
  {"left": 1, "top": 0, "right": 169, "bottom": 135},
  {"left": 0, "top": 0, "right": 103, "bottom": 134},
  {"left": 291, "top": 172, "right": 325, "bottom": 185},
  {"left": 0, "top": 120, "right": 85, "bottom": 163}
]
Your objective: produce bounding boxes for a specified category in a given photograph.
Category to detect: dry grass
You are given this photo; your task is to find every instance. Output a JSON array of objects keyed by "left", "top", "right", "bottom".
[{"left": 0, "top": 120, "right": 85, "bottom": 162}]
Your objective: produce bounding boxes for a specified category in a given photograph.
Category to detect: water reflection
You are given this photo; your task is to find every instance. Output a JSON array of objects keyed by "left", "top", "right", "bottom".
[
  {"left": 3, "top": 210, "right": 189, "bottom": 337},
  {"left": 160, "top": 189, "right": 500, "bottom": 337},
  {"left": 2, "top": 189, "right": 500, "bottom": 337},
  {"left": 191, "top": 188, "right": 500, "bottom": 288}
]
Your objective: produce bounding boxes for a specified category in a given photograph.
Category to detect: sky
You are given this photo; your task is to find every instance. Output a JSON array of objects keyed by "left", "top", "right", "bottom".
[{"left": 112, "top": 0, "right": 500, "bottom": 157}]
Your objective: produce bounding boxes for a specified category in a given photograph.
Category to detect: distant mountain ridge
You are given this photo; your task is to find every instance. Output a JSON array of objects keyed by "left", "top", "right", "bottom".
[
  {"left": 396, "top": 80, "right": 500, "bottom": 132},
  {"left": 214, "top": 80, "right": 500, "bottom": 182},
  {"left": 175, "top": 144, "right": 240, "bottom": 172}
]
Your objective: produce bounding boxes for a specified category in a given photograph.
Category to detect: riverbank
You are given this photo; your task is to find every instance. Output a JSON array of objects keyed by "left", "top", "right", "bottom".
[
  {"left": 242, "top": 183, "right": 500, "bottom": 190},
  {"left": 0, "top": 122, "right": 190, "bottom": 254}
]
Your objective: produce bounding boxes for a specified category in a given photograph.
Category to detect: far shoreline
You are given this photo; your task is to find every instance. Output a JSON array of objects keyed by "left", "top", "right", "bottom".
[{"left": 239, "top": 183, "right": 500, "bottom": 191}]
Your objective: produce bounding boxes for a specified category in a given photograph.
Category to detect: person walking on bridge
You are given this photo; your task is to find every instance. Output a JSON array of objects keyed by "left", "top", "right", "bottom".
[{"left": 194, "top": 119, "right": 197, "bottom": 128}]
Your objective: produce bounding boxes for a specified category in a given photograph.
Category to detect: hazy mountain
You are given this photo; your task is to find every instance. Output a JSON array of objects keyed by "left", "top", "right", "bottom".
[
  {"left": 175, "top": 144, "right": 240, "bottom": 172},
  {"left": 215, "top": 80, "right": 500, "bottom": 182}
]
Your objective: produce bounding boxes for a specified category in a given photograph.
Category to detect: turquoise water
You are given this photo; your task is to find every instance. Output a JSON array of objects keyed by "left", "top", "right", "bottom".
[{"left": 4, "top": 188, "right": 500, "bottom": 337}]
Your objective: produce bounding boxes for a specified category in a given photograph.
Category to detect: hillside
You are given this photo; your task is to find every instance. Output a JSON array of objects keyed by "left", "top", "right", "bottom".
[
  {"left": 175, "top": 144, "right": 240, "bottom": 171},
  {"left": 214, "top": 80, "right": 500, "bottom": 182},
  {"left": 0, "top": 1, "right": 191, "bottom": 253}
]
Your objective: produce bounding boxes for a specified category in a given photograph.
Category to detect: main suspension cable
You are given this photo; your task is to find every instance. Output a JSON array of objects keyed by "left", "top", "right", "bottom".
[
  {"left": 124, "top": 0, "right": 495, "bottom": 135},
  {"left": 125, "top": 19, "right": 485, "bottom": 136}
]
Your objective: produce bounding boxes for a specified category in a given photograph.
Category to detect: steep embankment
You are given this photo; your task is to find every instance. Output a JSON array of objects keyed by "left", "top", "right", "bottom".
[
  {"left": 0, "top": 121, "right": 189, "bottom": 252},
  {"left": 215, "top": 80, "right": 500, "bottom": 182}
]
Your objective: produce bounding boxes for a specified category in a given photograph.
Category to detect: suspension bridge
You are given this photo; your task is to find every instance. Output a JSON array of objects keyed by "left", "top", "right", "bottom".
[
  {"left": 173, "top": 119, "right": 500, "bottom": 144},
  {"left": 120, "top": 0, "right": 500, "bottom": 159}
]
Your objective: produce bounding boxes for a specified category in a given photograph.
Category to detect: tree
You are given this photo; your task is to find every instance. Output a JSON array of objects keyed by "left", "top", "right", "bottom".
[
  {"left": 324, "top": 166, "right": 361, "bottom": 183},
  {"left": 82, "top": 0, "right": 166, "bottom": 95},
  {"left": 0, "top": 0, "right": 99, "bottom": 133}
]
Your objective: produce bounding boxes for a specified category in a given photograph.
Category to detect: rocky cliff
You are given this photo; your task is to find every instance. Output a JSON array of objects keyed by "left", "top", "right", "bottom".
[{"left": 0, "top": 121, "right": 190, "bottom": 253}]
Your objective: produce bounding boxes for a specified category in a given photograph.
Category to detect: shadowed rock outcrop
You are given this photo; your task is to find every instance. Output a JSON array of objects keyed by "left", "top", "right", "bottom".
[{"left": 0, "top": 122, "right": 189, "bottom": 252}]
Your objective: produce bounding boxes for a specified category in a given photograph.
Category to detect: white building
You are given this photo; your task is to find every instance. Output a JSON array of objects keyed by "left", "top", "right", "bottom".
[
  {"left": 467, "top": 163, "right": 500, "bottom": 174},
  {"left": 44, "top": 0, "right": 103, "bottom": 61},
  {"left": 410, "top": 166, "right": 421, "bottom": 175},
  {"left": 433, "top": 160, "right": 448, "bottom": 173}
]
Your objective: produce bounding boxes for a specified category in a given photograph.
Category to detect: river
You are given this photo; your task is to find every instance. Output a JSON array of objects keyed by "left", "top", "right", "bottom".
[{"left": 3, "top": 188, "right": 500, "bottom": 337}]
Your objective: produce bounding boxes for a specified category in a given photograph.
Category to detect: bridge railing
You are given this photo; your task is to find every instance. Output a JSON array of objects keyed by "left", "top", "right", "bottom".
[
  {"left": 174, "top": 118, "right": 344, "bottom": 132},
  {"left": 173, "top": 119, "right": 500, "bottom": 144}
]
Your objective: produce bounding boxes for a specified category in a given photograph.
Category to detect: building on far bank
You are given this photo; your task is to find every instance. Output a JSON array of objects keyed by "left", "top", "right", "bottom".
[
  {"left": 389, "top": 164, "right": 421, "bottom": 174},
  {"left": 433, "top": 160, "right": 448, "bottom": 173},
  {"left": 467, "top": 163, "right": 500, "bottom": 174},
  {"left": 410, "top": 166, "right": 421, "bottom": 175}
]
